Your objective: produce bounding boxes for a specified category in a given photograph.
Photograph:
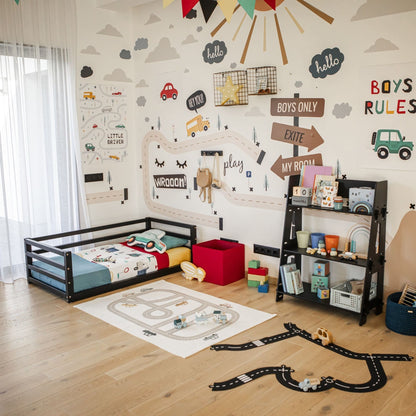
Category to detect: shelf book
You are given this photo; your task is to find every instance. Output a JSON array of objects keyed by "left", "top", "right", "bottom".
[
  {"left": 300, "top": 165, "right": 332, "bottom": 188},
  {"left": 279, "top": 263, "right": 297, "bottom": 293},
  {"left": 311, "top": 174, "right": 337, "bottom": 206},
  {"left": 290, "top": 269, "right": 304, "bottom": 295},
  {"left": 279, "top": 264, "right": 304, "bottom": 295}
]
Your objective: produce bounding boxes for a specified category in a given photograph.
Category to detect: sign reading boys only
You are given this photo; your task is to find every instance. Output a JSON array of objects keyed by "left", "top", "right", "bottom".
[{"left": 270, "top": 98, "right": 325, "bottom": 117}]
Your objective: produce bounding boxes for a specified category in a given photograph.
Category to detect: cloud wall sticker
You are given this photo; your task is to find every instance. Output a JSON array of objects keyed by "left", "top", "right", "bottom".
[
  {"left": 309, "top": 47, "right": 344, "bottom": 79},
  {"left": 145, "top": 38, "right": 180, "bottom": 63}
]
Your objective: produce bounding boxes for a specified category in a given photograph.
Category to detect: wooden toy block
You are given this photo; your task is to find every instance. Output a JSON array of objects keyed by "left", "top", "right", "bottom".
[
  {"left": 311, "top": 275, "right": 329, "bottom": 293},
  {"left": 247, "top": 266, "right": 268, "bottom": 276},
  {"left": 313, "top": 260, "right": 329, "bottom": 277},
  {"left": 317, "top": 287, "right": 330, "bottom": 299},
  {"left": 248, "top": 260, "right": 260, "bottom": 269},
  {"left": 293, "top": 186, "right": 312, "bottom": 197},
  {"left": 248, "top": 280, "right": 260, "bottom": 287},
  {"left": 258, "top": 283, "right": 269, "bottom": 293},
  {"left": 247, "top": 274, "right": 269, "bottom": 283}
]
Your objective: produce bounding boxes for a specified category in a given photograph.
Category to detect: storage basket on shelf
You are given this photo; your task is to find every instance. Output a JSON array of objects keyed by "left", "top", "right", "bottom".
[
  {"left": 330, "top": 281, "right": 377, "bottom": 313},
  {"left": 385, "top": 292, "right": 416, "bottom": 336}
]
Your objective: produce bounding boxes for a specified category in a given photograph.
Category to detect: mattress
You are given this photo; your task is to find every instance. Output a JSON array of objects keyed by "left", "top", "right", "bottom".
[{"left": 32, "top": 243, "right": 190, "bottom": 293}]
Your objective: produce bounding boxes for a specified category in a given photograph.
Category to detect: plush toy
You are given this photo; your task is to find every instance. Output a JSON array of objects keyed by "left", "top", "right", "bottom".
[{"left": 126, "top": 229, "right": 167, "bottom": 254}]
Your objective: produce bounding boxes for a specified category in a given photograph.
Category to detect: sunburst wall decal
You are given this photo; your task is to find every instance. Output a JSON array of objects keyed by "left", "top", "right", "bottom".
[{"left": 166, "top": 0, "right": 334, "bottom": 65}]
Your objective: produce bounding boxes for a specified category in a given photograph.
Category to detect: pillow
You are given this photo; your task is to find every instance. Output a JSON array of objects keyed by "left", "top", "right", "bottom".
[
  {"left": 126, "top": 229, "right": 167, "bottom": 254},
  {"left": 161, "top": 235, "right": 189, "bottom": 250}
]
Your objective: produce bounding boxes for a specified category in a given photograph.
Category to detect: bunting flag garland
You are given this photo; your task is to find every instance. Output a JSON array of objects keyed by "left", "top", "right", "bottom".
[
  {"left": 168, "top": 0, "right": 333, "bottom": 27},
  {"left": 14, "top": 0, "right": 20, "bottom": 4},
  {"left": 238, "top": 0, "right": 255, "bottom": 19},
  {"left": 264, "top": 0, "right": 276, "bottom": 10},
  {"left": 199, "top": 0, "right": 218, "bottom": 23},
  {"left": 181, "top": 0, "right": 199, "bottom": 17},
  {"left": 217, "top": 0, "right": 238, "bottom": 22},
  {"left": 167, "top": 0, "right": 257, "bottom": 23},
  {"left": 163, "top": 0, "right": 176, "bottom": 8}
]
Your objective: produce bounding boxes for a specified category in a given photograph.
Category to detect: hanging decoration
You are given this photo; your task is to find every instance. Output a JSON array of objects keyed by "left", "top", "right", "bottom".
[
  {"left": 181, "top": 0, "right": 199, "bottom": 17},
  {"left": 199, "top": 0, "right": 218, "bottom": 22},
  {"left": 238, "top": 0, "right": 255, "bottom": 18},
  {"left": 213, "top": 71, "right": 248, "bottom": 106},
  {"left": 217, "top": 76, "right": 243, "bottom": 105},
  {"left": 217, "top": 0, "right": 238, "bottom": 21},
  {"left": 14, "top": 0, "right": 20, "bottom": 4},
  {"left": 165, "top": 0, "right": 280, "bottom": 23},
  {"left": 165, "top": 0, "right": 333, "bottom": 65}
]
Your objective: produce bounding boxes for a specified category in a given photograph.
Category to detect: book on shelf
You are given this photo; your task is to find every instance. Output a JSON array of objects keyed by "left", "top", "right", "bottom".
[
  {"left": 299, "top": 165, "right": 333, "bottom": 188},
  {"left": 279, "top": 263, "right": 297, "bottom": 293},
  {"left": 311, "top": 174, "right": 338, "bottom": 206},
  {"left": 290, "top": 269, "right": 304, "bottom": 295}
]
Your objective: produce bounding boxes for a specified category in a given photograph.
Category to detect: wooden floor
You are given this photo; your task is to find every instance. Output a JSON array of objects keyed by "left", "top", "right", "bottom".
[{"left": 1, "top": 275, "right": 415, "bottom": 416}]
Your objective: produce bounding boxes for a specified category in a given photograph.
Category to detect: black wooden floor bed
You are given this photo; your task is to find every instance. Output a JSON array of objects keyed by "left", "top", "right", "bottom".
[{"left": 24, "top": 217, "right": 197, "bottom": 302}]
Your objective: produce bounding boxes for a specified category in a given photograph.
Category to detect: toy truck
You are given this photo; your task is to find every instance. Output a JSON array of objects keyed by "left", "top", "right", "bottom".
[
  {"left": 371, "top": 129, "right": 413, "bottom": 160},
  {"left": 213, "top": 310, "right": 227, "bottom": 324},
  {"left": 311, "top": 327, "right": 333, "bottom": 346},
  {"left": 298, "top": 378, "right": 320, "bottom": 391},
  {"left": 174, "top": 315, "right": 187, "bottom": 329}
]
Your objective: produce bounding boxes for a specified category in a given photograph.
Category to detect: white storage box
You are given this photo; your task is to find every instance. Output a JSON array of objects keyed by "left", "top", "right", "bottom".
[{"left": 330, "top": 281, "right": 377, "bottom": 313}]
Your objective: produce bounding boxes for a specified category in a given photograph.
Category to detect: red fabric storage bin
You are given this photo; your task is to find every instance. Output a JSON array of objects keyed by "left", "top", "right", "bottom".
[{"left": 192, "top": 239, "right": 245, "bottom": 286}]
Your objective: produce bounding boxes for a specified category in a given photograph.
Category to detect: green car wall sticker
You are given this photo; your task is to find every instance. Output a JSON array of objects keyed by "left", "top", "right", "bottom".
[
  {"left": 85, "top": 143, "right": 95, "bottom": 151},
  {"left": 372, "top": 129, "right": 414, "bottom": 160}
]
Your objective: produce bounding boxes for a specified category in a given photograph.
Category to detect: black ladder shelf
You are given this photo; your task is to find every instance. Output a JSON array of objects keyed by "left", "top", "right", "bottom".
[{"left": 276, "top": 175, "right": 387, "bottom": 326}]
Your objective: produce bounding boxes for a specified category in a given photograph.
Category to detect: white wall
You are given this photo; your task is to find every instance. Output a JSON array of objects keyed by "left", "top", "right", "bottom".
[
  {"left": 76, "top": 0, "right": 138, "bottom": 225},
  {"left": 77, "top": 0, "right": 416, "bottom": 290}
]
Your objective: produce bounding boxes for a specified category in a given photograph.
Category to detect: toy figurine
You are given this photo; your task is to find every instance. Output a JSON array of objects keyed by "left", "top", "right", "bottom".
[
  {"left": 298, "top": 378, "right": 320, "bottom": 391},
  {"left": 338, "top": 251, "right": 357, "bottom": 260},
  {"left": 311, "top": 327, "right": 333, "bottom": 346},
  {"left": 213, "top": 310, "right": 228, "bottom": 324},
  {"left": 173, "top": 315, "right": 187, "bottom": 329},
  {"left": 180, "top": 261, "right": 206, "bottom": 282},
  {"left": 306, "top": 247, "right": 317, "bottom": 255}
]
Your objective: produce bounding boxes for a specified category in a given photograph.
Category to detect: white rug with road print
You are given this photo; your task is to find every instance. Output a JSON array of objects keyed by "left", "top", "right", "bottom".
[{"left": 75, "top": 280, "right": 275, "bottom": 358}]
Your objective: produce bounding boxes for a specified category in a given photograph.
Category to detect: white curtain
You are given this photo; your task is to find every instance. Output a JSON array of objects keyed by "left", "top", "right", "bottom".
[{"left": 0, "top": 0, "right": 89, "bottom": 283}]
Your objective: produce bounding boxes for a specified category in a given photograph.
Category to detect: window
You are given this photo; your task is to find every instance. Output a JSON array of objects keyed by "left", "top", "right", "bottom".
[
  {"left": 378, "top": 131, "right": 389, "bottom": 142},
  {"left": 0, "top": 43, "right": 87, "bottom": 282},
  {"left": 390, "top": 131, "right": 400, "bottom": 142}
]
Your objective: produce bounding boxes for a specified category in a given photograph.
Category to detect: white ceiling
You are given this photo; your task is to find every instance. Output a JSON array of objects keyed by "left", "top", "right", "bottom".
[{"left": 96, "top": 0, "right": 157, "bottom": 12}]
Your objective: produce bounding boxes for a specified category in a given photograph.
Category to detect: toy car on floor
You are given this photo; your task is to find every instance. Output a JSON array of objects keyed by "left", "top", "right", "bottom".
[
  {"left": 311, "top": 327, "right": 333, "bottom": 346},
  {"left": 174, "top": 315, "right": 187, "bottom": 329},
  {"left": 298, "top": 378, "right": 320, "bottom": 391},
  {"left": 213, "top": 310, "right": 227, "bottom": 324}
]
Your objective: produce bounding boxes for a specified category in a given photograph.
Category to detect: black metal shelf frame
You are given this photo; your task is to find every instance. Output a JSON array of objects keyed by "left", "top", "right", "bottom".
[{"left": 276, "top": 175, "right": 387, "bottom": 326}]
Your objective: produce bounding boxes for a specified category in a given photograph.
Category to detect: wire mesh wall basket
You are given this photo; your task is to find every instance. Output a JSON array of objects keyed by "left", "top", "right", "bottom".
[
  {"left": 213, "top": 70, "right": 248, "bottom": 106},
  {"left": 247, "top": 66, "right": 277, "bottom": 95}
]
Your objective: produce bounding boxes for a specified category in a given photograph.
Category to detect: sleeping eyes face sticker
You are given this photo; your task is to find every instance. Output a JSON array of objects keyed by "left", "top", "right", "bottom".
[
  {"left": 155, "top": 158, "right": 165, "bottom": 167},
  {"left": 176, "top": 160, "right": 187, "bottom": 169}
]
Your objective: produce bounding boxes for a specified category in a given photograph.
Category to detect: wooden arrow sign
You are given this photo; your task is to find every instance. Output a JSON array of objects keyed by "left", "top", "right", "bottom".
[
  {"left": 270, "top": 98, "right": 325, "bottom": 117},
  {"left": 270, "top": 153, "right": 323, "bottom": 180},
  {"left": 271, "top": 122, "right": 324, "bottom": 152}
]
